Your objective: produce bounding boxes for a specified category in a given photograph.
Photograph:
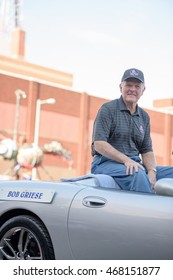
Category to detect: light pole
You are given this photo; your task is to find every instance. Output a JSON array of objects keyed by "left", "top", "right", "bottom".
[
  {"left": 13, "top": 89, "right": 27, "bottom": 143},
  {"left": 32, "top": 98, "right": 56, "bottom": 180}
]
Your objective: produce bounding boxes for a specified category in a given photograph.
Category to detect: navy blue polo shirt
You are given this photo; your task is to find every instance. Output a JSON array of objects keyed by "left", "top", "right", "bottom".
[{"left": 92, "top": 96, "right": 153, "bottom": 157}]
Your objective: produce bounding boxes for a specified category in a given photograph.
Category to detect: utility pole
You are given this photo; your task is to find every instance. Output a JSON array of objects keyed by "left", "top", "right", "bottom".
[{"left": 13, "top": 89, "right": 26, "bottom": 143}]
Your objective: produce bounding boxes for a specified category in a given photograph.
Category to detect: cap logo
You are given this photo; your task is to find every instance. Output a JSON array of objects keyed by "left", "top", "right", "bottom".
[{"left": 130, "top": 69, "right": 139, "bottom": 76}]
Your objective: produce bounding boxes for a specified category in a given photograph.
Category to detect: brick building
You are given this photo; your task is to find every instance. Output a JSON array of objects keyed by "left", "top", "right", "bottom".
[{"left": 0, "top": 28, "right": 173, "bottom": 180}]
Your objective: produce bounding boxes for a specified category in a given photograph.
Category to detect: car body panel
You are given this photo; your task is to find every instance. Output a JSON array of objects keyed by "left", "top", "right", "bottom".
[
  {"left": 68, "top": 187, "right": 173, "bottom": 259},
  {"left": 0, "top": 181, "right": 86, "bottom": 259},
  {"left": 0, "top": 178, "right": 173, "bottom": 260}
]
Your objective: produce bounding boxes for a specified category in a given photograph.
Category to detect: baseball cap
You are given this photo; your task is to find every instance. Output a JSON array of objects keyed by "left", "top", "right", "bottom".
[{"left": 121, "top": 68, "right": 145, "bottom": 83}]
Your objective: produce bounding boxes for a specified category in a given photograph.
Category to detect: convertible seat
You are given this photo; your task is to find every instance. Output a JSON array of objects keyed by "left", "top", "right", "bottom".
[{"left": 60, "top": 173, "right": 121, "bottom": 189}]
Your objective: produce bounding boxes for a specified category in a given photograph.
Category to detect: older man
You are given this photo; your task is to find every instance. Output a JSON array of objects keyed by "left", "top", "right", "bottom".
[{"left": 91, "top": 68, "right": 173, "bottom": 192}]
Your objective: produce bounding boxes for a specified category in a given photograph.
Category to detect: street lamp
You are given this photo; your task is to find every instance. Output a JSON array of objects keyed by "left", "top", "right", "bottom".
[
  {"left": 32, "top": 98, "right": 56, "bottom": 180},
  {"left": 13, "top": 89, "right": 27, "bottom": 143}
]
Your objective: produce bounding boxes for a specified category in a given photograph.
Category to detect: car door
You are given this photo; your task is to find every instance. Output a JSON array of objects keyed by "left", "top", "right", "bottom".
[{"left": 68, "top": 187, "right": 173, "bottom": 260}]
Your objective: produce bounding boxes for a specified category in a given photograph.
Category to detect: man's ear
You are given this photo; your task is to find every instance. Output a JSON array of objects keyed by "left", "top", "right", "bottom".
[
  {"left": 119, "top": 83, "right": 122, "bottom": 93},
  {"left": 142, "top": 86, "right": 146, "bottom": 94},
  {"left": 140, "top": 86, "right": 145, "bottom": 97}
]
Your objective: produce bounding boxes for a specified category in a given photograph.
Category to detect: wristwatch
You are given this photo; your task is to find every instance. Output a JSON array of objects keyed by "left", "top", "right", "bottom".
[{"left": 148, "top": 168, "right": 157, "bottom": 173}]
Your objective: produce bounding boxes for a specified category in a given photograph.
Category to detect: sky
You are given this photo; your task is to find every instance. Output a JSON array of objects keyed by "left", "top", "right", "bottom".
[{"left": 0, "top": 0, "right": 173, "bottom": 108}]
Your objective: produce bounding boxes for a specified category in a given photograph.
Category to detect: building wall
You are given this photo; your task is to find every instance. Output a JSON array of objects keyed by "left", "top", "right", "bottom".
[
  {"left": 145, "top": 108, "right": 173, "bottom": 166},
  {"left": 0, "top": 55, "right": 73, "bottom": 86},
  {"left": 0, "top": 72, "right": 107, "bottom": 179},
  {"left": 0, "top": 71, "right": 173, "bottom": 180}
]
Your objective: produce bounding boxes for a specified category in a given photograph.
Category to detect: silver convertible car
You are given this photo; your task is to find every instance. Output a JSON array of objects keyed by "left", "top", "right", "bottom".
[{"left": 0, "top": 174, "right": 173, "bottom": 260}]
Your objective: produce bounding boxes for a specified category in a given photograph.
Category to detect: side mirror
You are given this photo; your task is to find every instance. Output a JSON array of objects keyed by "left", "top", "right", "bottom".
[{"left": 155, "top": 178, "right": 173, "bottom": 197}]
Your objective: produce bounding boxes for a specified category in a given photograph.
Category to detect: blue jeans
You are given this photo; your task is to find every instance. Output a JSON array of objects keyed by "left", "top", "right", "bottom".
[{"left": 91, "top": 155, "right": 173, "bottom": 193}]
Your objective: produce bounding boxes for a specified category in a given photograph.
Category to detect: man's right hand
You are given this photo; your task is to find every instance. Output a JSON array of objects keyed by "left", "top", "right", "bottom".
[{"left": 124, "top": 159, "right": 145, "bottom": 175}]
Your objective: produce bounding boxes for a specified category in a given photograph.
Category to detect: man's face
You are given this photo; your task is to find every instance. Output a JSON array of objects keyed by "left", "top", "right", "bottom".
[{"left": 119, "top": 78, "right": 145, "bottom": 104}]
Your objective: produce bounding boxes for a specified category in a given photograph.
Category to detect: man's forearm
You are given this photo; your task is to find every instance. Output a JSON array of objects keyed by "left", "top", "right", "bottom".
[
  {"left": 94, "top": 140, "right": 129, "bottom": 164},
  {"left": 94, "top": 140, "right": 145, "bottom": 174},
  {"left": 141, "top": 152, "right": 157, "bottom": 171}
]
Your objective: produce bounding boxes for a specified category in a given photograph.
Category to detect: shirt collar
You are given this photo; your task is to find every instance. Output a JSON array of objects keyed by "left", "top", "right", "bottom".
[{"left": 117, "top": 95, "right": 139, "bottom": 116}]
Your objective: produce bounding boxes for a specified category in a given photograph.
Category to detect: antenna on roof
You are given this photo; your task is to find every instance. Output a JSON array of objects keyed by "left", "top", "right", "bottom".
[
  {"left": 0, "top": 0, "right": 23, "bottom": 34},
  {"left": 14, "top": 0, "right": 22, "bottom": 28},
  {"left": 0, "top": 0, "right": 25, "bottom": 58}
]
